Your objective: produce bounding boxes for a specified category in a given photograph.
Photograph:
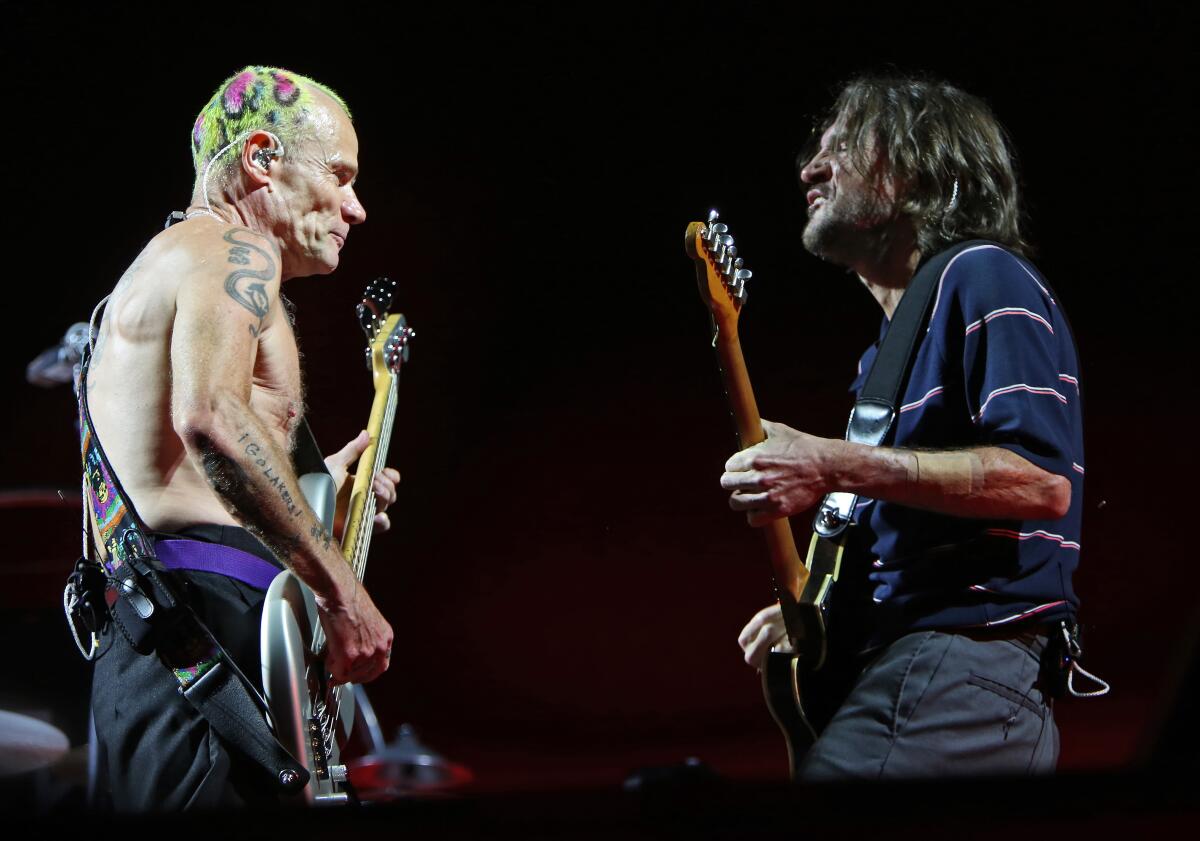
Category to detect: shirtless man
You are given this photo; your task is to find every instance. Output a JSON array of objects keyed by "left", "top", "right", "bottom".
[{"left": 84, "top": 66, "right": 395, "bottom": 810}]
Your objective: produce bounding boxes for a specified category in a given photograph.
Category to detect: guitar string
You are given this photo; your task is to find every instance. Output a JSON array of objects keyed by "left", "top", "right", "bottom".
[
  {"left": 321, "top": 373, "right": 399, "bottom": 753},
  {"left": 297, "top": 371, "right": 397, "bottom": 751},
  {"left": 304, "top": 350, "right": 398, "bottom": 644},
  {"left": 306, "top": 372, "right": 396, "bottom": 758},
  {"left": 324, "top": 374, "right": 397, "bottom": 749}
]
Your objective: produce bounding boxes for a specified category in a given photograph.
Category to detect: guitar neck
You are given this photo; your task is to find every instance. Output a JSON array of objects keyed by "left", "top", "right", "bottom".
[
  {"left": 714, "top": 333, "right": 809, "bottom": 604},
  {"left": 341, "top": 373, "right": 399, "bottom": 581}
]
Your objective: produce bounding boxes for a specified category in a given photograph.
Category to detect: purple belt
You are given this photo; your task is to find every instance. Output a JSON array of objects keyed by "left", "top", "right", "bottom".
[{"left": 155, "top": 539, "right": 284, "bottom": 592}]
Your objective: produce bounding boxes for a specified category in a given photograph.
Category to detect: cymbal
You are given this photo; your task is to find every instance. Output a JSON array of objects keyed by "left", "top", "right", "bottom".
[{"left": 0, "top": 710, "right": 70, "bottom": 776}]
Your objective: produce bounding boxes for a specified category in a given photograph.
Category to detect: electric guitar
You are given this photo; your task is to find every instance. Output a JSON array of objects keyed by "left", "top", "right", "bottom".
[
  {"left": 685, "top": 211, "right": 847, "bottom": 776},
  {"left": 260, "top": 277, "right": 414, "bottom": 805}
]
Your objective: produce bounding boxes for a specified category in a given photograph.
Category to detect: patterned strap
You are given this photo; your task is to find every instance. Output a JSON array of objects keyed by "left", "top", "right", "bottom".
[{"left": 77, "top": 349, "right": 221, "bottom": 690}]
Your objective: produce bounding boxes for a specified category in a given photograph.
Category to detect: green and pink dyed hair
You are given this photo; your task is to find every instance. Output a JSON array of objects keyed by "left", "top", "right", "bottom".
[{"left": 190, "top": 65, "right": 351, "bottom": 184}]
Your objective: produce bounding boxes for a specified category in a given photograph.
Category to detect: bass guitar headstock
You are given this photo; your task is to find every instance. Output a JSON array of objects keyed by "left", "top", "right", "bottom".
[
  {"left": 357, "top": 277, "right": 398, "bottom": 344},
  {"left": 356, "top": 277, "right": 415, "bottom": 382},
  {"left": 684, "top": 209, "right": 752, "bottom": 339}
]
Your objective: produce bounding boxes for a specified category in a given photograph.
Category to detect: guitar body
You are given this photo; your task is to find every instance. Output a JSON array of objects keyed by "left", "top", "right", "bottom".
[
  {"left": 761, "top": 652, "right": 815, "bottom": 777},
  {"left": 261, "top": 469, "right": 356, "bottom": 804},
  {"left": 261, "top": 570, "right": 356, "bottom": 805},
  {"left": 760, "top": 531, "right": 848, "bottom": 774}
]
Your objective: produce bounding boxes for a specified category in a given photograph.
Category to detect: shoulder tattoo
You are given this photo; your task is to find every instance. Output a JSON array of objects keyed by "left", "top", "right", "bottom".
[{"left": 223, "top": 229, "right": 277, "bottom": 337}]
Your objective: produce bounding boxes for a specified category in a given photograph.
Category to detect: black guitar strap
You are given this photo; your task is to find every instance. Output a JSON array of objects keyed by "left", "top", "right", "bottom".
[
  {"left": 72, "top": 344, "right": 309, "bottom": 795},
  {"left": 813, "top": 239, "right": 990, "bottom": 539}
]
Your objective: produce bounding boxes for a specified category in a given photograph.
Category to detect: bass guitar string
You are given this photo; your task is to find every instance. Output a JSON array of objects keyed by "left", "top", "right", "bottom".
[{"left": 315, "top": 372, "right": 399, "bottom": 756}]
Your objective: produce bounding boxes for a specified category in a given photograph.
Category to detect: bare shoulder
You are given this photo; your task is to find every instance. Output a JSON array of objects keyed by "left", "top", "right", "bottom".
[
  {"left": 149, "top": 219, "right": 281, "bottom": 285},
  {"left": 153, "top": 220, "right": 283, "bottom": 335}
]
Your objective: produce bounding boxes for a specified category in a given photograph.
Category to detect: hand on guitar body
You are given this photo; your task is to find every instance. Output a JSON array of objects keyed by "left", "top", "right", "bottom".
[
  {"left": 721, "top": 419, "right": 838, "bottom": 527},
  {"left": 324, "top": 429, "right": 402, "bottom": 533},
  {"left": 737, "top": 603, "right": 794, "bottom": 671}
]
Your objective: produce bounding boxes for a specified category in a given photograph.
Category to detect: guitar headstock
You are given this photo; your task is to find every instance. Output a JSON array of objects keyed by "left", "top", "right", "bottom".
[
  {"left": 684, "top": 209, "right": 752, "bottom": 337},
  {"left": 356, "top": 277, "right": 415, "bottom": 381},
  {"left": 357, "top": 277, "right": 398, "bottom": 345},
  {"left": 377, "top": 315, "right": 415, "bottom": 378}
]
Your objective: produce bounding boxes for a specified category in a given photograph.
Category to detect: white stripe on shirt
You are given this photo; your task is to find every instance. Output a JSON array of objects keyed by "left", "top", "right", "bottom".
[
  {"left": 928, "top": 244, "right": 1003, "bottom": 327},
  {"left": 972, "top": 383, "right": 1068, "bottom": 422},
  {"left": 964, "top": 307, "right": 1054, "bottom": 336},
  {"left": 986, "top": 527, "right": 1081, "bottom": 550},
  {"left": 983, "top": 600, "right": 1068, "bottom": 626},
  {"left": 899, "top": 386, "right": 945, "bottom": 414}
]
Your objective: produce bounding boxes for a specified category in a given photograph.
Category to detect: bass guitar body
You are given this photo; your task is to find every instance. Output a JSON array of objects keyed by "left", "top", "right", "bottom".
[{"left": 262, "top": 567, "right": 356, "bottom": 804}]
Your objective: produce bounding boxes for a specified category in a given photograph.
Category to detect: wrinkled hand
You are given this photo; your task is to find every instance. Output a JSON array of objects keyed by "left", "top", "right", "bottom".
[
  {"left": 720, "top": 419, "right": 834, "bottom": 526},
  {"left": 317, "top": 583, "right": 394, "bottom": 685},
  {"left": 369, "top": 466, "right": 401, "bottom": 532},
  {"left": 737, "top": 603, "right": 792, "bottom": 671},
  {"left": 324, "top": 430, "right": 402, "bottom": 533}
]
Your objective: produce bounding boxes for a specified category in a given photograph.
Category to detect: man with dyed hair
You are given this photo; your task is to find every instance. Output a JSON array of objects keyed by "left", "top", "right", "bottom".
[
  {"left": 83, "top": 66, "right": 397, "bottom": 809},
  {"left": 722, "top": 76, "right": 1095, "bottom": 777}
]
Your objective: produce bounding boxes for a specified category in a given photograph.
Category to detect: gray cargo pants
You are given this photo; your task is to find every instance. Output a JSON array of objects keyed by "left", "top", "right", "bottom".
[{"left": 799, "top": 629, "right": 1059, "bottom": 780}]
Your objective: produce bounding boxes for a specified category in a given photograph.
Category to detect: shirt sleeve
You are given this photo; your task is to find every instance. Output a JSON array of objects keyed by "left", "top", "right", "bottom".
[{"left": 954, "top": 247, "right": 1078, "bottom": 477}]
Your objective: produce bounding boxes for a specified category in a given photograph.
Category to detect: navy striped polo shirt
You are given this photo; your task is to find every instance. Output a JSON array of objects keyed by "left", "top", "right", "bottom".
[{"left": 845, "top": 242, "right": 1083, "bottom": 645}]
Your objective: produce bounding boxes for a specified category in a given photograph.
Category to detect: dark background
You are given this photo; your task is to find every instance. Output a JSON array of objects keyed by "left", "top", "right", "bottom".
[{"left": 1, "top": 0, "right": 1193, "bottom": 796}]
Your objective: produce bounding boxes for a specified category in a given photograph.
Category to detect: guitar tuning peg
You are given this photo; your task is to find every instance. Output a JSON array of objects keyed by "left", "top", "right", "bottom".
[
  {"left": 714, "top": 236, "right": 735, "bottom": 272},
  {"left": 724, "top": 262, "right": 739, "bottom": 284},
  {"left": 720, "top": 253, "right": 735, "bottom": 277},
  {"left": 734, "top": 257, "right": 744, "bottom": 269},
  {"left": 708, "top": 209, "right": 720, "bottom": 222}
]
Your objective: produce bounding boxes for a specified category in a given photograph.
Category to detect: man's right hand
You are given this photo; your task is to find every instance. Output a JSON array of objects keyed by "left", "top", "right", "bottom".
[
  {"left": 316, "top": 583, "right": 394, "bottom": 685},
  {"left": 737, "top": 603, "right": 792, "bottom": 671}
]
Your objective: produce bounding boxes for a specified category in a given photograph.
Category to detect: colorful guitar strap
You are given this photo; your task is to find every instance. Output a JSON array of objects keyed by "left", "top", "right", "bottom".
[{"left": 76, "top": 345, "right": 223, "bottom": 688}]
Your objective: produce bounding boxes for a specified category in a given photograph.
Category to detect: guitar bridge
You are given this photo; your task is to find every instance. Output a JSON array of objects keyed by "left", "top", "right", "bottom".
[{"left": 309, "top": 716, "right": 332, "bottom": 780}]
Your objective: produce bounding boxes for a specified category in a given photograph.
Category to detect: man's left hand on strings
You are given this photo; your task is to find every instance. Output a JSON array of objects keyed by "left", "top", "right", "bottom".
[{"left": 325, "top": 430, "right": 402, "bottom": 533}]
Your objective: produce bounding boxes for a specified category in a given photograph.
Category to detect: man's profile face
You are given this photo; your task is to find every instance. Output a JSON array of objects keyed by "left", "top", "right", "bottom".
[
  {"left": 270, "top": 95, "right": 366, "bottom": 279},
  {"left": 798, "top": 115, "right": 897, "bottom": 268}
]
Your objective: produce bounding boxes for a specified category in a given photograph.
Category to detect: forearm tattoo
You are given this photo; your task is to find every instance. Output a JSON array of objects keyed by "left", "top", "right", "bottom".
[
  {"left": 223, "top": 230, "right": 275, "bottom": 337},
  {"left": 236, "top": 432, "right": 304, "bottom": 517},
  {"left": 194, "top": 429, "right": 331, "bottom": 560}
]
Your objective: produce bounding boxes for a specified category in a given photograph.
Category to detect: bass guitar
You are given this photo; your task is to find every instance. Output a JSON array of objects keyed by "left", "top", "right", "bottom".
[
  {"left": 685, "top": 211, "right": 846, "bottom": 776},
  {"left": 260, "top": 277, "right": 414, "bottom": 804}
]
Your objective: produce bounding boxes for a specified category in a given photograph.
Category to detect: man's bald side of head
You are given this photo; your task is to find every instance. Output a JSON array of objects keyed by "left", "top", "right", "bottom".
[{"left": 190, "top": 66, "right": 351, "bottom": 199}]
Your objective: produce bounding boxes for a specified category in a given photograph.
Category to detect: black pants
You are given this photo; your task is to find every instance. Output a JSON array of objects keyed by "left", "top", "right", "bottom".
[{"left": 90, "top": 526, "right": 284, "bottom": 812}]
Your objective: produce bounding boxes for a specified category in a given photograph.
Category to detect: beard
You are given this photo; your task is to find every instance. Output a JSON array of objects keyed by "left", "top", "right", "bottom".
[{"left": 801, "top": 190, "right": 895, "bottom": 269}]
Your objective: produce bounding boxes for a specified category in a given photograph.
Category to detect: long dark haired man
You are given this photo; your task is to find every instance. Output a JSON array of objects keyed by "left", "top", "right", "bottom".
[{"left": 724, "top": 76, "right": 1087, "bottom": 778}]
